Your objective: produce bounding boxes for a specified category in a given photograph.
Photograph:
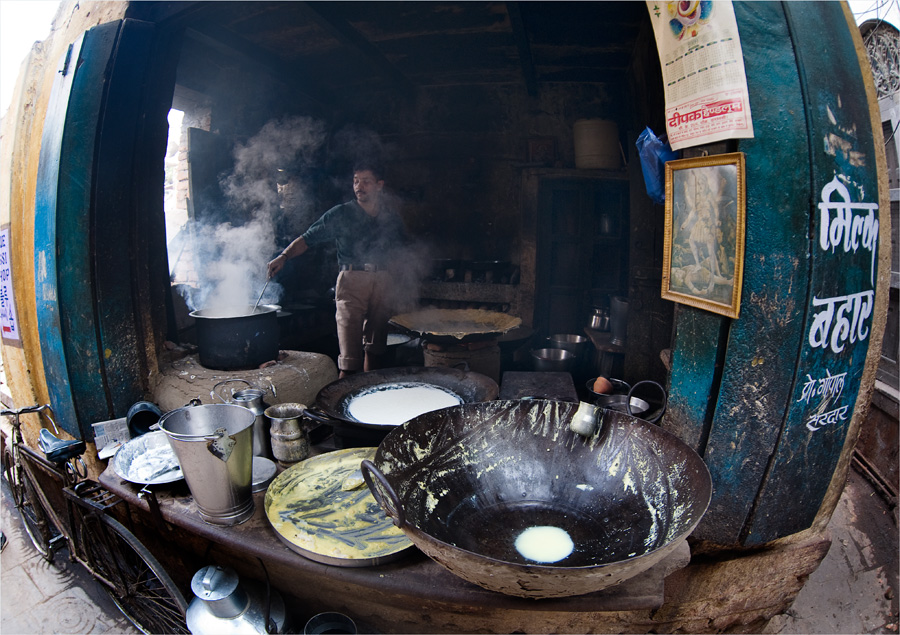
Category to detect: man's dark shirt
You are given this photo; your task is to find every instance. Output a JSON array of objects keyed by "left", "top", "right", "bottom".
[{"left": 301, "top": 200, "right": 408, "bottom": 267}]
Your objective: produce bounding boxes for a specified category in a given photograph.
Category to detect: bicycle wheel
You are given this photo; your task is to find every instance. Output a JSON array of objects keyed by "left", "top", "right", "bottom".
[
  {"left": 79, "top": 513, "right": 188, "bottom": 634},
  {"left": 2, "top": 448, "right": 58, "bottom": 562}
]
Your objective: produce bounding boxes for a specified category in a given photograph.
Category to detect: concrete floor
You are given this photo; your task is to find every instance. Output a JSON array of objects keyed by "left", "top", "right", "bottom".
[{"left": 1, "top": 466, "right": 897, "bottom": 635}]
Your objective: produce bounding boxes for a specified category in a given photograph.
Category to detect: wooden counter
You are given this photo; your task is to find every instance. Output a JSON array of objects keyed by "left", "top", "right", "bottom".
[{"left": 100, "top": 462, "right": 688, "bottom": 633}]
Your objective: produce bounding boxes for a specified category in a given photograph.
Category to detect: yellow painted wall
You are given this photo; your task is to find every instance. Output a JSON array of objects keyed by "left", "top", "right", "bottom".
[{"left": 0, "top": 0, "right": 128, "bottom": 445}]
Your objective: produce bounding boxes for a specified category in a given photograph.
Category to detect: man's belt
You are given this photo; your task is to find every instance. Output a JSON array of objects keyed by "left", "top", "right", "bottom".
[{"left": 340, "top": 263, "right": 380, "bottom": 272}]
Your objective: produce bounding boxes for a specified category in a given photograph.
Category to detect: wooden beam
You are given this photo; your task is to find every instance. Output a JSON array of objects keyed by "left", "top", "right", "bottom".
[
  {"left": 506, "top": 2, "right": 538, "bottom": 97},
  {"left": 185, "top": 23, "right": 333, "bottom": 109},
  {"left": 300, "top": 2, "right": 416, "bottom": 99}
]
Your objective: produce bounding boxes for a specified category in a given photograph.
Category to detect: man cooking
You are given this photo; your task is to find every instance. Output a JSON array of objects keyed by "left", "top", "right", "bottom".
[{"left": 267, "top": 163, "right": 409, "bottom": 378}]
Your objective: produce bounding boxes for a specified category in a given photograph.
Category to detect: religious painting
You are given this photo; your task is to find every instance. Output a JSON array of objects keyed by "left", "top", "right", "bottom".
[{"left": 661, "top": 152, "right": 745, "bottom": 319}]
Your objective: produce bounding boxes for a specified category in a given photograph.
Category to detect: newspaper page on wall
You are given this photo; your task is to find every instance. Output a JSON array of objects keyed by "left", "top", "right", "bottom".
[{"left": 646, "top": 1, "right": 754, "bottom": 150}]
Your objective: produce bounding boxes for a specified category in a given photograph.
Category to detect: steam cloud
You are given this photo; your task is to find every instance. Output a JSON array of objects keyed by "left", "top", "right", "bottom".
[
  {"left": 173, "top": 116, "right": 434, "bottom": 320},
  {"left": 175, "top": 116, "right": 327, "bottom": 313}
]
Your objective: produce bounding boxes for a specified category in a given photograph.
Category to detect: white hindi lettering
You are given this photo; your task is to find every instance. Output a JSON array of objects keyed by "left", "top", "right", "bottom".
[
  {"left": 797, "top": 369, "right": 847, "bottom": 405},
  {"left": 818, "top": 177, "right": 879, "bottom": 285},
  {"left": 805, "top": 405, "right": 850, "bottom": 432},
  {"left": 808, "top": 291, "right": 875, "bottom": 353}
]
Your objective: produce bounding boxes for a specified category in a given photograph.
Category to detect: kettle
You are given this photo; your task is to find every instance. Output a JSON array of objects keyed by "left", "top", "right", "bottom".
[{"left": 186, "top": 565, "right": 288, "bottom": 634}]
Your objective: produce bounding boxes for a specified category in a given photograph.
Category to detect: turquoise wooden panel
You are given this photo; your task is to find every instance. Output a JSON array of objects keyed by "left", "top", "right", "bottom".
[
  {"left": 673, "top": 2, "right": 814, "bottom": 544},
  {"left": 34, "top": 35, "right": 85, "bottom": 438},
  {"left": 744, "top": 1, "right": 882, "bottom": 544},
  {"left": 55, "top": 22, "right": 122, "bottom": 435},
  {"left": 664, "top": 307, "right": 723, "bottom": 452},
  {"left": 35, "top": 20, "right": 157, "bottom": 439},
  {"left": 92, "top": 19, "right": 156, "bottom": 417}
]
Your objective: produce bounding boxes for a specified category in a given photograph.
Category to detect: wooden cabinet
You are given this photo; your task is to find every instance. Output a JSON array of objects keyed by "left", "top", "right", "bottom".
[{"left": 535, "top": 175, "right": 629, "bottom": 335}]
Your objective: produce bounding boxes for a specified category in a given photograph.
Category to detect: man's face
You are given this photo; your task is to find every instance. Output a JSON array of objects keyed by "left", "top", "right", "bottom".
[{"left": 353, "top": 170, "right": 383, "bottom": 204}]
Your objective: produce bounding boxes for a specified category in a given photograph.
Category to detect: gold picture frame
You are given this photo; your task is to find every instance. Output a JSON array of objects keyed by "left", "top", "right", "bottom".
[{"left": 662, "top": 152, "right": 746, "bottom": 319}]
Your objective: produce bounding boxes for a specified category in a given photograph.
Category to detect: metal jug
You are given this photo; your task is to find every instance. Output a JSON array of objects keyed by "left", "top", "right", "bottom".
[
  {"left": 264, "top": 403, "right": 310, "bottom": 467},
  {"left": 212, "top": 379, "right": 275, "bottom": 459},
  {"left": 186, "top": 565, "right": 288, "bottom": 634}
]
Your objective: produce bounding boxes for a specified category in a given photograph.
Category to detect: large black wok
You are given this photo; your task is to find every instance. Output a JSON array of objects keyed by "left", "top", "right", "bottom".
[
  {"left": 302, "top": 366, "right": 499, "bottom": 446},
  {"left": 361, "top": 399, "right": 712, "bottom": 599}
]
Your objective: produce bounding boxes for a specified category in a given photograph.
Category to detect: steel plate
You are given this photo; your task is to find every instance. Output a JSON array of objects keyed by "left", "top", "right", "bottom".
[
  {"left": 113, "top": 430, "right": 184, "bottom": 485},
  {"left": 264, "top": 447, "right": 413, "bottom": 567}
]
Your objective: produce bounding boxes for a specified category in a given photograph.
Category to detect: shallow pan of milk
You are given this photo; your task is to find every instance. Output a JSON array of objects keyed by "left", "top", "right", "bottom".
[{"left": 345, "top": 382, "right": 463, "bottom": 426}]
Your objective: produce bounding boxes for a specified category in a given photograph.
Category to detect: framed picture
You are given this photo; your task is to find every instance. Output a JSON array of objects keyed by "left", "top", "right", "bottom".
[{"left": 661, "top": 152, "right": 746, "bottom": 319}]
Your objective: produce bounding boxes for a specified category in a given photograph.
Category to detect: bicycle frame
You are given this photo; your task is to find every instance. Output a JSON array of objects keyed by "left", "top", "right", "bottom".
[
  {"left": 9, "top": 443, "right": 73, "bottom": 555},
  {"left": 2, "top": 406, "right": 189, "bottom": 632},
  {"left": 13, "top": 444, "right": 123, "bottom": 566}
]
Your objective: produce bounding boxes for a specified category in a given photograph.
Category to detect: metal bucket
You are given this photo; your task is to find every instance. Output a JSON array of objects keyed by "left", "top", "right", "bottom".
[{"left": 159, "top": 403, "right": 256, "bottom": 525}]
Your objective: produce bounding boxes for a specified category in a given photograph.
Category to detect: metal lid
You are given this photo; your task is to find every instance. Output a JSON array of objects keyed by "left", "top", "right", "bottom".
[
  {"left": 190, "top": 566, "right": 249, "bottom": 619},
  {"left": 252, "top": 456, "right": 277, "bottom": 493},
  {"left": 191, "top": 565, "right": 239, "bottom": 601}
]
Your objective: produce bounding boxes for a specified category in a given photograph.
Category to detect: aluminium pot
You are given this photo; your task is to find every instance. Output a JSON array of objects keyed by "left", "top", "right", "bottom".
[
  {"left": 190, "top": 304, "right": 281, "bottom": 370},
  {"left": 361, "top": 399, "right": 711, "bottom": 599}
]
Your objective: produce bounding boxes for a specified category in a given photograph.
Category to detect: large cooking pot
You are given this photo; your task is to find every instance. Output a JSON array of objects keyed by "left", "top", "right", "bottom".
[
  {"left": 302, "top": 366, "right": 499, "bottom": 446},
  {"left": 190, "top": 304, "right": 280, "bottom": 370},
  {"left": 361, "top": 399, "right": 712, "bottom": 599}
]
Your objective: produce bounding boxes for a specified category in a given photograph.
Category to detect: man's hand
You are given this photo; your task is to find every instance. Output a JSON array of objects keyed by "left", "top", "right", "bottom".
[{"left": 267, "top": 254, "right": 287, "bottom": 279}]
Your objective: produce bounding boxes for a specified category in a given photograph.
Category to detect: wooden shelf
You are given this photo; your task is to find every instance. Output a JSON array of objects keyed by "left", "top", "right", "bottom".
[{"left": 419, "top": 281, "right": 519, "bottom": 306}]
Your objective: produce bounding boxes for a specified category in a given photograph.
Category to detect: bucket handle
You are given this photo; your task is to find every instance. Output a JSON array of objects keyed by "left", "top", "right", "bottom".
[
  {"left": 360, "top": 460, "right": 405, "bottom": 528},
  {"left": 162, "top": 423, "right": 233, "bottom": 444},
  {"left": 627, "top": 380, "right": 667, "bottom": 423},
  {"left": 206, "top": 427, "right": 236, "bottom": 462}
]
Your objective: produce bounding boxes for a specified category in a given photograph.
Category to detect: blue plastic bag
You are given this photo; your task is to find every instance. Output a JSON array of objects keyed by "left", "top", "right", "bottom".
[{"left": 635, "top": 127, "right": 679, "bottom": 204}]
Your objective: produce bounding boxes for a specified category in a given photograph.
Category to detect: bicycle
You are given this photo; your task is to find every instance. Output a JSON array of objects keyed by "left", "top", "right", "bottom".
[{"left": 1, "top": 404, "right": 189, "bottom": 634}]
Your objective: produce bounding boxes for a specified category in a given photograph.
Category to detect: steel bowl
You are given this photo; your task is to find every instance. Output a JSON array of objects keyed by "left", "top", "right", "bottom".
[
  {"left": 548, "top": 334, "right": 589, "bottom": 357},
  {"left": 531, "top": 348, "right": 576, "bottom": 372}
]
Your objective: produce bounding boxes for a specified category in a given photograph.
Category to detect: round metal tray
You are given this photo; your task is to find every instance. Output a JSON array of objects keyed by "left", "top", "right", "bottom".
[{"left": 264, "top": 447, "right": 413, "bottom": 567}]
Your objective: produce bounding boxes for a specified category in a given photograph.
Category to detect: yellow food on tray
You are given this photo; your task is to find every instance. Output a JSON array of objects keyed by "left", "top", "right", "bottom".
[{"left": 264, "top": 447, "right": 411, "bottom": 564}]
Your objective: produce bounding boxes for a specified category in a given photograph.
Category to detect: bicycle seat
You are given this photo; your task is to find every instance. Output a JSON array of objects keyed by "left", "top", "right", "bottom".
[{"left": 38, "top": 428, "right": 86, "bottom": 463}]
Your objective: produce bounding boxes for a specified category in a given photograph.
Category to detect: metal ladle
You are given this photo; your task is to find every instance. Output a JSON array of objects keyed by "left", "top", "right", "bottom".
[{"left": 252, "top": 278, "right": 270, "bottom": 312}]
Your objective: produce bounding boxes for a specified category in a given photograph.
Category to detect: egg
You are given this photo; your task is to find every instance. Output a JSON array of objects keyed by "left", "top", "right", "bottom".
[{"left": 593, "top": 376, "right": 613, "bottom": 394}]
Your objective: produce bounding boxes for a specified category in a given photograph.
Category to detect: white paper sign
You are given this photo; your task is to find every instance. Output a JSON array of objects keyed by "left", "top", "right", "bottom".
[
  {"left": 647, "top": 1, "right": 754, "bottom": 150},
  {"left": 0, "top": 228, "right": 20, "bottom": 341}
]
